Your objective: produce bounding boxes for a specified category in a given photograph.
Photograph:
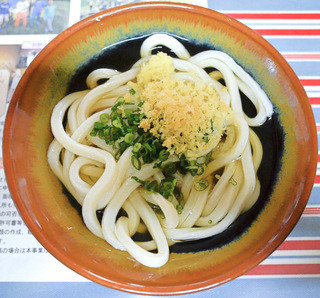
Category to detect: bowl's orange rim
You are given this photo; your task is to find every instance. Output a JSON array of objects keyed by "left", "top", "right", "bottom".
[{"left": 3, "top": 2, "right": 318, "bottom": 295}]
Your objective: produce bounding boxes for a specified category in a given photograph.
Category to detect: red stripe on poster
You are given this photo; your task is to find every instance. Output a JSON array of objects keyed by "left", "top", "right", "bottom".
[
  {"left": 277, "top": 240, "right": 320, "bottom": 250},
  {"left": 303, "top": 207, "right": 320, "bottom": 215},
  {"left": 255, "top": 29, "right": 320, "bottom": 36},
  {"left": 317, "top": 125, "right": 320, "bottom": 132},
  {"left": 300, "top": 79, "right": 320, "bottom": 86},
  {"left": 309, "top": 97, "right": 320, "bottom": 105},
  {"left": 314, "top": 175, "right": 320, "bottom": 183},
  {"left": 246, "top": 264, "right": 320, "bottom": 275},
  {"left": 283, "top": 53, "right": 320, "bottom": 60},
  {"left": 227, "top": 13, "right": 320, "bottom": 20}
]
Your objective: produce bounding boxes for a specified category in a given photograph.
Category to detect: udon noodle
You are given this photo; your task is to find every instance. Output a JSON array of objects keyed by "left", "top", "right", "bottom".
[{"left": 48, "top": 34, "right": 273, "bottom": 268}]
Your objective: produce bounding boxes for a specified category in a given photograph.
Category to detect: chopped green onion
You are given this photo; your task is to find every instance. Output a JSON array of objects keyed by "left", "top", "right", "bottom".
[
  {"left": 162, "top": 181, "right": 172, "bottom": 191},
  {"left": 133, "top": 143, "right": 142, "bottom": 152},
  {"left": 90, "top": 129, "right": 97, "bottom": 136},
  {"left": 114, "top": 150, "right": 122, "bottom": 160},
  {"left": 131, "top": 155, "right": 141, "bottom": 170},
  {"left": 99, "top": 113, "right": 109, "bottom": 123},
  {"left": 173, "top": 188, "right": 184, "bottom": 203},
  {"left": 196, "top": 166, "right": 204, "bottom": 176},
  {"left": 129, "top": 89, "right": 136, "bottom": 95},
  {"left": 146, "top": 180, "right": 158, "bottom": 192},
  {"left": 159, "top": 150, "right": 169, "bottom": 162},
  {"left": 111, "top": 129, "right": 120, "bottom": 139},
  {"left": 143, "top": 143, "right": 152, "bottom": 153},
  {"left": 131, "top": 176, "right": 144, "bottom": 184},
  {"left": 204, "top": 151, "right": 212, "bottom": 165},
  {"left": 189, "top": 169, "right": 198, "bottom": 176},
  {"left": 94, "top": 122, "right": 105, "bottom": 129},
  {"left": 131, "top": 175, "right": 179, "bottom": 200},
  {"left": 112, "top": 119, "right": 122, "bottom": 128},
  {"left": 98, "top": 130, "right": 104, "bottom": 139},
  {"left": 153, "top": 162, "right": 162, "bottom": 169},
  {"left": 160, "top": 177, "right": 177, "bottom": 194},
  {"left": 208, "top": 219, "right": 213, "bottom": 224},
  {"left": 124, "top": 133, "right": 134, "bottom": 143},
  {"left": 194, "top": 178, "right": 209, "bottom": 191},
  {"left": 163, "top": 163, "right": 177, "bottom": 176},
  {"left": 126, "top": 127, "right": 134, "bottom": 133},
  {"left": 111, "top": 98, "right": 124, "bottom": 111},
  {"left": 124, "top": 109, "right": 133, "bottom": 117},
  {"left": 103, "top": 127, "right": 110, "bottom": 138},
  {"left": 189, "top": 160, "right": 196, "bottom": 167},
  {"left": 90, "top": 92, "right": 212, "bottom": 178},
  {"left": 230, "top": 178, "right": 237, "bottom": 186}
]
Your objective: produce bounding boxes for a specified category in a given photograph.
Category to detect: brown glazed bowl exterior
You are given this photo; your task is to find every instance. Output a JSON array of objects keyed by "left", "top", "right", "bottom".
[{"left": 3, "top": 2, "right": 318, "bottom": 295}]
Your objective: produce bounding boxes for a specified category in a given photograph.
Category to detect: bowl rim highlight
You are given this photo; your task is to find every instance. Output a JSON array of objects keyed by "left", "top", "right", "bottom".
[{"left": 2, "top": 2, "right": 318, "bottom": 295}]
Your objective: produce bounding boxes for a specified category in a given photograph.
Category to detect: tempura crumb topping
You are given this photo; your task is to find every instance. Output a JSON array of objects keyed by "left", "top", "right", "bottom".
[{"left": 129, "top": 52, "right": 232, "bottom": 159}]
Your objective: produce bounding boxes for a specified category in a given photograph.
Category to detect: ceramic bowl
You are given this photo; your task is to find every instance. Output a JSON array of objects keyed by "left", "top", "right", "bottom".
[{"left": 3, "top": 2, "right": 317, "bottom": 295}]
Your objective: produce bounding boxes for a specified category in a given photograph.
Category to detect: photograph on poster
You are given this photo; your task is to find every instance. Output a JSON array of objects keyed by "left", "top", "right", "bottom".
[
  {"left": 81, "top": 0, "right": 135, "bottom": 19},
  {"left": 0, "top": 0, "right": 70, "bottom": 36},
  {"left": 80, "top": 0, "right": 207, "bottom": 20}
]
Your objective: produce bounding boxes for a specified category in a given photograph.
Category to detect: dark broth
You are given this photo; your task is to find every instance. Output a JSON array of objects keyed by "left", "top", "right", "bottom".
[{"left": 65, "top": 33, "right": 284, "bottom": 253}]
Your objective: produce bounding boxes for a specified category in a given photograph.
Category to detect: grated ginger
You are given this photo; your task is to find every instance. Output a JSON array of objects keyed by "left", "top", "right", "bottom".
[{"left": 128, "top": 52, "right": 232, "bottom": 159}]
